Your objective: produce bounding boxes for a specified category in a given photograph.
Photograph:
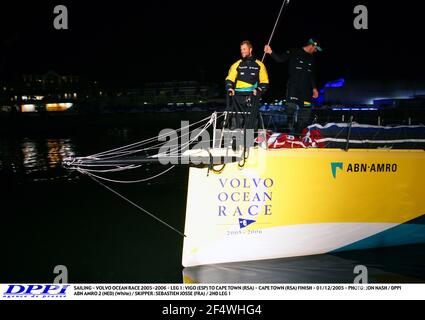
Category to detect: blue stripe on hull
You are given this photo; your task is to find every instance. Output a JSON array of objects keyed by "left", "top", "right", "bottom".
[
  {"left": 332, "top": 214, "right": 425, "bottom": 253},
  {"left": 407, "top": 213, "right": 425, "bottom": 225}
]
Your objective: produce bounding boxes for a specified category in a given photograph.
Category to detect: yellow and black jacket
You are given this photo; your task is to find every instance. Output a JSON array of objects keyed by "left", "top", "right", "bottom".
[{"left": 225, "top": 56, "right": 269, "bottom": 94}]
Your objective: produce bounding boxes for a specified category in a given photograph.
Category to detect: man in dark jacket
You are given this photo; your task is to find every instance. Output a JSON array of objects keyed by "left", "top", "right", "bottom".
[{"left": 264, "top": 38, "right": 321, "bottom": 133}]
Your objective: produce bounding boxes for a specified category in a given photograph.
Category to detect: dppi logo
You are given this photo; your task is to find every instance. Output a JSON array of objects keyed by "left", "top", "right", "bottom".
[{"left": 3, "top": 284, "right": 70, "bottom": 299}]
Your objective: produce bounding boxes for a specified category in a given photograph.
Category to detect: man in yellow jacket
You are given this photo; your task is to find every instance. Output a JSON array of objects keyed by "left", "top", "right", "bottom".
[{"left": 225, "top": 40, "right": 269, "bottom": 130}]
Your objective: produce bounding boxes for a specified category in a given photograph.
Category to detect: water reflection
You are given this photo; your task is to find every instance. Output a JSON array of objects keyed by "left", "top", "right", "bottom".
[
  {"left": 21, "top": 140, "right": 46, "bottom": 172},
  {"left": 20, "top": 138, "right": 75, "bottom": 171},
  {"left": 183, "top": 249, "right": 425, "bottom": 283},
  {"left": 46, "top": 139, "right": 75, "bottom": 168},
  {"left": 1, "top": 138, "right": 76, "bottom": 181}
]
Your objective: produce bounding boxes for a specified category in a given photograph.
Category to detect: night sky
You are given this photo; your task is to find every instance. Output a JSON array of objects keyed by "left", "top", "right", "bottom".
[{"left": 0, "top": 0, "right": 423, "bottom": 95}]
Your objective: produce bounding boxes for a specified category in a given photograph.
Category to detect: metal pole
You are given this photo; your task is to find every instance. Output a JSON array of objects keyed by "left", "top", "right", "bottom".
[
  {"left": 345, "top": 116, "right": 354, "bottom": 151},
  {"left": 261, "top": 0, "right": 291, "bottom": 62}
]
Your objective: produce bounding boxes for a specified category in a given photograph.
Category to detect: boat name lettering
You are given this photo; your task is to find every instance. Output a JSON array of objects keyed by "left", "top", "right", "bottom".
[
  {"left": 217, "top": 178, "right": 274, "bottom": 217},
  {"left": 346, "top": 163, "right": 397, "bottom": 173},
  {"left": 218, "top": 178, "right": 274, "bottom": 189}
]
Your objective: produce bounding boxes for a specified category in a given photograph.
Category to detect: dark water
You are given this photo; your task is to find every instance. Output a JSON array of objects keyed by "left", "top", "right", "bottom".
[{"left": 1, "top": 115, "right": 425, "bottom": 283}]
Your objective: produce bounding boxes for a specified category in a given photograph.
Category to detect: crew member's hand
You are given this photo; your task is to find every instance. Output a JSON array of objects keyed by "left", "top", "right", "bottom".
[
  {"left": 253, "top": 89, "right": 257, "bottom": 96},
  {"left": 254, "top": 88, "right": 263, "bottom": 96},
  {"left": 312, "top": 88, "right": 319, "bottom": 99},
  {"left": 264, "top": 45, "right": 273, "bottom": 54},
  {"left": 228, "top": 88, "right": 235, "bottom": 96}
]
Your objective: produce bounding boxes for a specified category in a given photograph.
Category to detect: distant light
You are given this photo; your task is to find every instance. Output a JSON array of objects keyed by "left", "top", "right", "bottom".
[
  {"left": 22, "top": 96, "right": 28, "bottom": 101},
  {"left": 35, "top": 96, "right": 44, "bottom": 101},
  {"left": 331, "top": 106, "right": 378, "bottom": 111},
  {"left": 372, "top": 96, "right": 411, "bottom": 105},
  {"left": 21, "top": 104, "right": 36, "bottom": 112},
  {"left": 46, "top": 103, "right": 73, "bottom": 112},
  {"left": 1, "top": 106, "right": 11, "bottom": 112},
  {"left": 324, "top": 78, "right": 345, "bottom": 88},
  {"left": 144, "top": 102, "right": 148, "bottom": 105},
  {"left": 73, "top": 93, "right": 77, "bottom": 98}
]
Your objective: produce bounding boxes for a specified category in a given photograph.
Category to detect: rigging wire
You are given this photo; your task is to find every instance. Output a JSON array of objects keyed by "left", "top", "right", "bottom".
[
  {"left": 82, "top": 171, "right": 186, "bottom": 238},
  {"left": 77, "top": 165, "right": 176, "bottom": 184},
  {"left": 90, "top": 113, "right": 220, "bottom": 158},
  {"left": 261, "top": 0, "right": 291, "bottom": 62}
]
